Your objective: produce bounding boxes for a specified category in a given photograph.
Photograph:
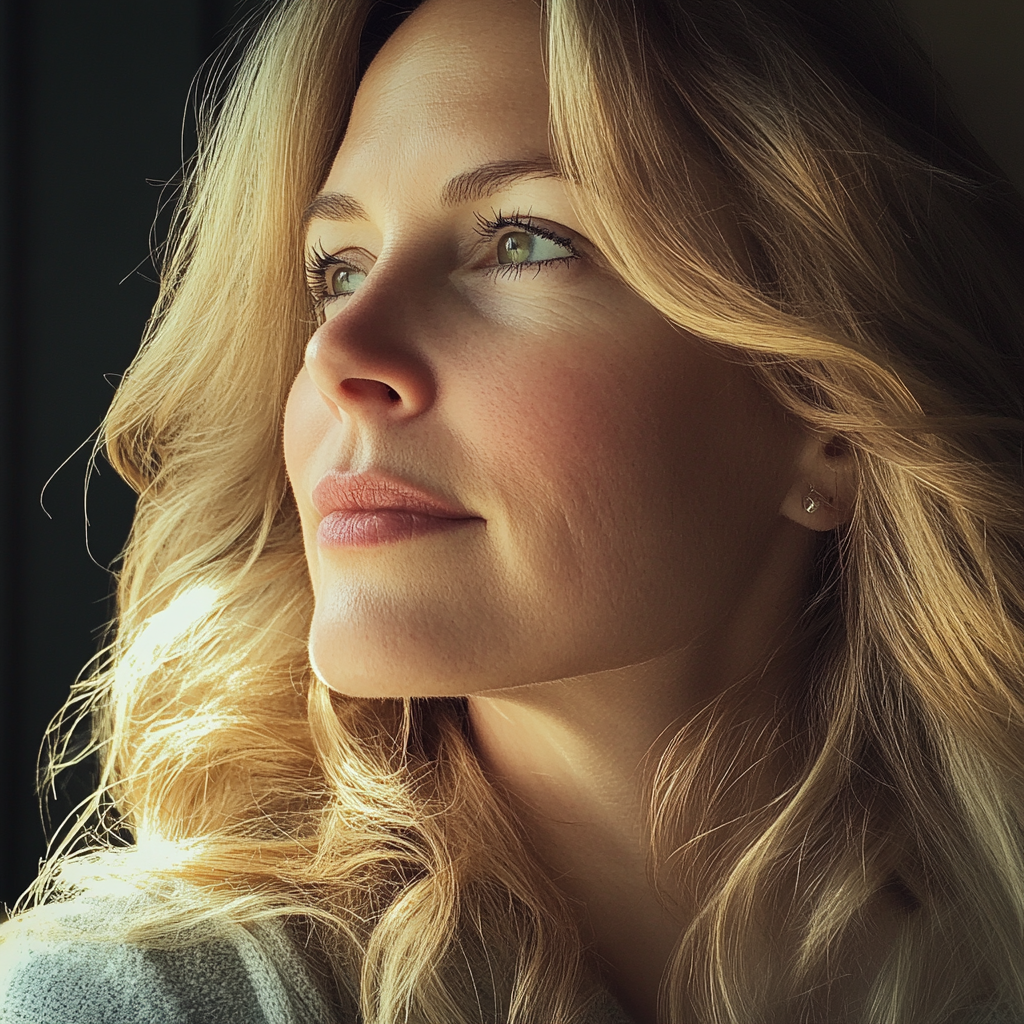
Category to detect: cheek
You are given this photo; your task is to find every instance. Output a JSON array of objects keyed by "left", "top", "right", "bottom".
[
  {"left": 458, "top": 325, "right": 743, "bottom": 527},
  {"left": 449, "top": 321, "right": 797, "bottom": 643},
  {"left": 283, "top": 369, "right": 333, "bottom": 566},
  {"left": 283, "top": 369, "right": 329, "bottom": 484}
]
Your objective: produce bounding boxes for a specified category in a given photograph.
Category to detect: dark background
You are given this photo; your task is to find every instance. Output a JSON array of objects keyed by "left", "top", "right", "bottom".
[
  {"left": 0, "top": 0, "right": 263, "bottom": 912},
  {"left": 0, "top": 0, "right": 1021, "bottom": 912}
]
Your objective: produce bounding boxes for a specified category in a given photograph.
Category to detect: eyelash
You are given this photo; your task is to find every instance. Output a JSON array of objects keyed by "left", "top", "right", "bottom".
[
  {"left": 304, "top": 209, "right": 579, "bottom": 316},
  {"left": 473, "top": 209, "right": 580, "bottom": 282},
  {"left": 305, "top": 243, "right": 350, "bottom": 318}
]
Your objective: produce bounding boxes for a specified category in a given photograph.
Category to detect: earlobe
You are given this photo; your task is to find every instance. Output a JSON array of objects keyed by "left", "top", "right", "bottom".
[{"left": 780, "top": 433, "right": 856, "bottom": 531}]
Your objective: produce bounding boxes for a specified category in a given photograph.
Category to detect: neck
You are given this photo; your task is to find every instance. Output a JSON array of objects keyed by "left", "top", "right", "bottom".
[
  {"left": 467, "top": 649, "right": 807, "bottom": 1024},
  {"left": 466, "top": 656, "right": 691, "bottom": 1022},
  {"left": 466, "top": 522, "right": 819, "bottom": 1024}
]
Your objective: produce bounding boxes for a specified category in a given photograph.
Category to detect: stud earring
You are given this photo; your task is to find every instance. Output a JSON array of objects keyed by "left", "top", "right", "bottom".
[{"left": 803, "top": 487, "right": 827, "bottom": 514}]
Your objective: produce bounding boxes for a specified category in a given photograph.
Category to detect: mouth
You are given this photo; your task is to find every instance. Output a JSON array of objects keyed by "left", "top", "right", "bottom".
[{"left": 312, "top": 471, "right": 484, "bottom": 549}]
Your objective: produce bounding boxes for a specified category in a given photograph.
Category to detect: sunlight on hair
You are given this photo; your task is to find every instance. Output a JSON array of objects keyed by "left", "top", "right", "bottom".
[
  {"left": 121, "top": 584, "right": 221, "bottom": 677},
  {"left": 131, "top": 832, "right": 199, "bottom": 870}
]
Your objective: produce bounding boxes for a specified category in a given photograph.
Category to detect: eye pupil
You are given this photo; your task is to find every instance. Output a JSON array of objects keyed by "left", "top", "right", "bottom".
[{"left": 498, "top": 231, "right": 533, "bottom": 264}]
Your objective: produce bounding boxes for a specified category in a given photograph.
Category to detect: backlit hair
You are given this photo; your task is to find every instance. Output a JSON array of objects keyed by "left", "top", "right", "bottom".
[{"left": 17, "top": 0, "right": 1024, "bottom": 1020}]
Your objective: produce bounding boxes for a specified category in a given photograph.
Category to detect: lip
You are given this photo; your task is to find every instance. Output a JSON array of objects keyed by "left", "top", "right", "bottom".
[{"left": 312, "top": 471, "right": 483, "bottom": 548}]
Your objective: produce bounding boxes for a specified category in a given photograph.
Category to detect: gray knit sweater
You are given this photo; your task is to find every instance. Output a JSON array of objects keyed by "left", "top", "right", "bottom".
[{"left": 0, "top": 891, "right": 636, "bottom": 1024}]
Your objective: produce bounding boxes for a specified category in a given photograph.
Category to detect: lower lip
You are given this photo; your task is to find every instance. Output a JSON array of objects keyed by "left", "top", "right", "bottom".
[{"left": 317, "top": 510, "right": 481, "bottom": 548}]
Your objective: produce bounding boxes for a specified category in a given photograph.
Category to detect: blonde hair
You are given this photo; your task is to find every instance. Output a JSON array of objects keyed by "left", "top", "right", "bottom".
[{"left": 17, "top": 0, "right": 1024, "bottom": 1021}]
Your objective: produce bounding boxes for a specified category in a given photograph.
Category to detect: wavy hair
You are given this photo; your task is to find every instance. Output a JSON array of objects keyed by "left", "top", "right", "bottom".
[{"left": 14, "top": 0, "right": 1024, "bottom": 1021}]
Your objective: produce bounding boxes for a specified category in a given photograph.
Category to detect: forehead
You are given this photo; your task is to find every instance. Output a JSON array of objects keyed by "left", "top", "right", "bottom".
[{"left": 334, "top": 0, "right": 550, "bottom": 180}]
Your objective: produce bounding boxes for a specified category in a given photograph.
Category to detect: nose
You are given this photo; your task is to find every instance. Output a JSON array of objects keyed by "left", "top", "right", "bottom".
[{"left": 303, "top": 274, "right": 437, "bottom": 423}]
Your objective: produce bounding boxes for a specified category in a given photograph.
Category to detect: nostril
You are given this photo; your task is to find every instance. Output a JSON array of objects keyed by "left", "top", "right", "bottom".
[{"left": 340, "top": 378, "right": 402, "bottom": 403}]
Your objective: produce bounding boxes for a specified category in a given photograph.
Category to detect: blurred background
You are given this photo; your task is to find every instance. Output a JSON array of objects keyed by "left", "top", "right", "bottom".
[{"left": 0, "top": 0, "right": 1022, "bottom": 911}]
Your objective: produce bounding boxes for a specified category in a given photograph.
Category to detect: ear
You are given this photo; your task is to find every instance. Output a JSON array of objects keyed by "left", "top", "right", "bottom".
[{"left": 779, "top": 432, "right": 856, "bottom": 532}]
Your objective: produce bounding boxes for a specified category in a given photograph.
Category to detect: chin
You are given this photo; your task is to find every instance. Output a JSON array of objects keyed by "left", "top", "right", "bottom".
[{"left": 306, "top": 596, "right": 516, "bottom": 698}]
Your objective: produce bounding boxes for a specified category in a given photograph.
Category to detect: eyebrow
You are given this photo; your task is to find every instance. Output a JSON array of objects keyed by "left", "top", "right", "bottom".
[{"left": 302, "top": 156, "right": 562, "bottom": 227}]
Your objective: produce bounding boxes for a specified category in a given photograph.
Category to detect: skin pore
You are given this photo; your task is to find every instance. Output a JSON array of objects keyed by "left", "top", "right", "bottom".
[{"left": 283, "top": 0, "right": 853, "bottom": 1019}]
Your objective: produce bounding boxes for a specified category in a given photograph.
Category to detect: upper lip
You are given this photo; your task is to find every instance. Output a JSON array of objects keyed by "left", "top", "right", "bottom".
[{"left": 312, "top": 470, "right": 480, "bottom": 519}]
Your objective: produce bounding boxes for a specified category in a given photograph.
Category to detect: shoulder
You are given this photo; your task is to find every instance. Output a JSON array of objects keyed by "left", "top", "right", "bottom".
[
  {"left": 0, "top": 923, "right": 266, "bottom": 1024},
  {"left": 0, "top": 892, "right": 344, "bottom": 1024}
]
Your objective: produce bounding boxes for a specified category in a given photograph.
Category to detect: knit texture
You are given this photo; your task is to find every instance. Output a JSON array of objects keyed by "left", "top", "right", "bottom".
[{"left": 0, "top": 890, "right": 637, "bottom": 1024}]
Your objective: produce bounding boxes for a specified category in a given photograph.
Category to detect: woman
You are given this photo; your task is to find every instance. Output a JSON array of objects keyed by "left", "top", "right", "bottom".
[{"left": 2, "top": 0, "right": 1022, "bottom": 1021}]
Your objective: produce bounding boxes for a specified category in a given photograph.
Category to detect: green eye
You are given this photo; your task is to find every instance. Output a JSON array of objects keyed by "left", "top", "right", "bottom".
[
  {"left": 498, "top": 231, "right": 534, "bottom": 264},
  {"left": 328, "top": 266, "right": 366, "bottom": 296},
  {"left": 496, "top": 230, "right": 574, "bottom": 265}
]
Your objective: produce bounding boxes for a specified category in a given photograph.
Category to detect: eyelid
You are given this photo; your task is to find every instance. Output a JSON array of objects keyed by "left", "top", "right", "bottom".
[
  {"left": 470, "top": 209, "right": 580, "bottom": 258},
  {"left": 304, "top": 214, "right": 583, "bottom": 274},
  {"left": 476, "top": 211, "right": 615, "bottom": 279},
  {"left": 305, "top": 243, "right": 374, "bottom": 273},
  {"left": 302, "top": 211, "right": 593, "bottom": 312},
  {"left": 304, "top": 244, "right": 374, "bottom": 320}
]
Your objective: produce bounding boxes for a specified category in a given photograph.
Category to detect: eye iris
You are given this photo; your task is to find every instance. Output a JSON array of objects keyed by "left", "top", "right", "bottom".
[
  {"left": 498, "top": 230, "right": 534, "bottom": 265},
  {"left": 329, "top": 267, "right": 364, "bottom": 295}
]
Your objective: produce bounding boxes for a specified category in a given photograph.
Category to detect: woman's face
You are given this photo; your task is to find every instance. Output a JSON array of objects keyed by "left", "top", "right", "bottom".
[{"left": 284, "top": 0, "right": 812, "bottom": 698}]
